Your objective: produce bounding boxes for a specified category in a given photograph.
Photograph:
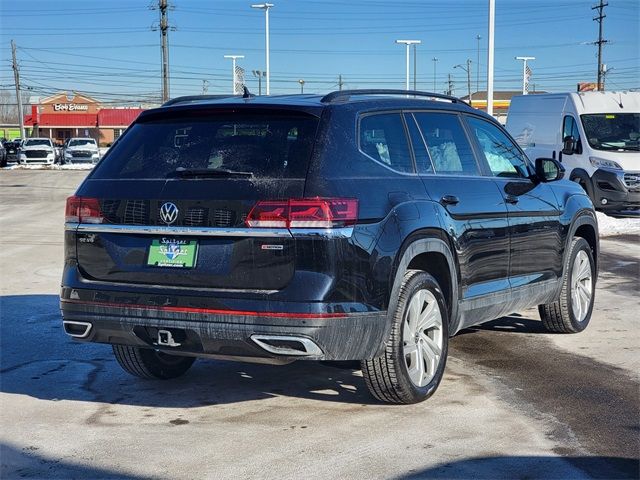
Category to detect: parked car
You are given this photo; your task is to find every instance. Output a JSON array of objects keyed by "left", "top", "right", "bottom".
[
  {"left": 62, "top": 137, "right": 100, "bottom": 164},
  {"left": 61, "top": 90, "right": 598, "bottom": 404},
  {"left": 3, "top": 138, "right": 21, "bottom": 161},
  {"left": 0, "top": 142, "right": 6, "bottom": 167},
  {"left": 18, "top": 138, "right": 56, "bottom": 164},
  {"left": 506, "top": 91, "right": 640, "bottom": 216}
]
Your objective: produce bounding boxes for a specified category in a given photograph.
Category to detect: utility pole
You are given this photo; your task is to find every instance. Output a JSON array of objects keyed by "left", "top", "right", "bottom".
[
  {"left": 338, "top": 74, "right": 344, "bottom": 91},
  {"left": 515, "top": 56, "right": 535, "bottom": 95},
  {"left": 201, "top": 80, "right": 209, "bottom": 94},
  {"left": 11, "top": 40, "right": 25, "bottom": 139},
  {"left": 446, "top": 74, "right": 454, "bottom": 96},
  {"left": 158, "top": 0, "right": 171, "bottom": 102},
  {"left": 413, "top": 43, "right": 418, "bottom": 91},
  {"left": 432, "top": 57, "right": 438, "bottom": 91},
  {"left": 592, "top": 0, "right": 608, "bottom": 91}
]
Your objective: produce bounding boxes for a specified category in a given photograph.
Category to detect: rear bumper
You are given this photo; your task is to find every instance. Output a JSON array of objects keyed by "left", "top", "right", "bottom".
[
  {"left": 60, "top": 290, "right": 388, "bottom": 362},
  {"left": 591, "top": 169, "right": 640, "bottom": 212}
]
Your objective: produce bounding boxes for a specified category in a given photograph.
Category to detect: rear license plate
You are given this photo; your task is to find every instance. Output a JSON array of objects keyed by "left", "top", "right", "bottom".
[{"left": 147, "top": 239, "right": 198, "bottom": 268}]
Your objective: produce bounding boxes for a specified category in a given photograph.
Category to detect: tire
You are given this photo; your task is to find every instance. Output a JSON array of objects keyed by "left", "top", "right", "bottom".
[
  {"left": 539, "top": 237, "right": 595, "bottom": 333},
  {"left": 112, "top": 345, "right": 195, "bottom": 379},
  {"left": 361, "top": 270, "right": 449, "bottom": 404},
  {"left": 0, "top": 155, "right": 6, "bottom": 168}
]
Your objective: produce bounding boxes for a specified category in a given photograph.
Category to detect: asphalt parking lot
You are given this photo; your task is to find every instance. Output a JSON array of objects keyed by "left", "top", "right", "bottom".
[{"left": 1, "top": 170, "right": 638, "bottom": 480}]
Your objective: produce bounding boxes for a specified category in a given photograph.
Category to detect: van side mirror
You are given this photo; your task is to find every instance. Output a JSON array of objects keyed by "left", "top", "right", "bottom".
[
  {"left": 562, "top": 135, "right": 576, "bottom": 155},
  {"left": 535, "top": 157, "right": 565, "bottom": 182}
]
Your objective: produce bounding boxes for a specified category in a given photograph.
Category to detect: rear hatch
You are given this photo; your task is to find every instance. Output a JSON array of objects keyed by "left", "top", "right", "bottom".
[{"left": 72, "top": 107, "right": 320, "bottom": 291}]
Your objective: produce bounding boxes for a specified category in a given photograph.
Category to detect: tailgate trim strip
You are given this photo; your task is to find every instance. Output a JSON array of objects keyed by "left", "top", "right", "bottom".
[{"left": 68, "top": 223, "right": 292, "bottom": 238}]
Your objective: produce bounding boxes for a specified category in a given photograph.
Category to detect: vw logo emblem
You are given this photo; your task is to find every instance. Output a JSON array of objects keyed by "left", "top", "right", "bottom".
[{"left": 159, "top": 202, "right": 179, "bottom": 225}]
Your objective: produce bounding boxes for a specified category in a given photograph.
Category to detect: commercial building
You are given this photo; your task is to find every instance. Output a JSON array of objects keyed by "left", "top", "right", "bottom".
[{"left": 23, "top": 92, "right": 145, "bottom": 146}]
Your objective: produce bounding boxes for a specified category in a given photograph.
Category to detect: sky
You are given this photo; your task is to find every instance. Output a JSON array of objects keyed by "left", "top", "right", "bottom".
[{"left": 0, "top": 0, "right": 638, "bottom": 105}]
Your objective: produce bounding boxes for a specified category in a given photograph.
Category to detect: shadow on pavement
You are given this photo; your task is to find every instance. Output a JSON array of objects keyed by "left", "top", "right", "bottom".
[
  {"left": 394, "top": 455, "right": 640, "bottom": 480},
  {"left": 0, "top": 294, "right": 374, "bottom": 407},
  {"left": 0, "top": 443, "right": 154, "bottom": 480}
]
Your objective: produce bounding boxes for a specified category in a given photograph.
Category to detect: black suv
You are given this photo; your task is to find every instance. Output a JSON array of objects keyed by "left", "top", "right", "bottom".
[{"left": 61, "top": 90, "right": 598, "bottom": 404}]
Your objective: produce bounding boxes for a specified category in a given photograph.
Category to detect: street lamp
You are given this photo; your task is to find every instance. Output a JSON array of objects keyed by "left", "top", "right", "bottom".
[
  {"left": 454, "top": 59, "right": 473, "bottom": 104},
  {"left": 223, "top": 55, "right": 244, "bottom": 94},
  {"left": 252, "top": 69, "right": 266, "bottom": 95},
  {"left": 298, "top": 79, "right": 305, "bottom": 94},
  {"left": 515, "top": 56, "right": 535, "bottom": 95},
  {"left": 251, "top": 3, "right": 274, "bottom": 95},
  {"left": 432, "top": 57, "right": 438, "bottom": 91},
  {"left": 395, "top": 39, "right": 421, "bottom": 90},
  {"left": 476, "top": 34, "right": 482, "bottom": 93}
]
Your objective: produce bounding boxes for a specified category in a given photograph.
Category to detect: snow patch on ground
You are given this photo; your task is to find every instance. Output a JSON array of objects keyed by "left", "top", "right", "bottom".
[
  {"left": 1, "top": 163, "right": 94, "bottom": 171},
  {"left": 597, "top": 211, "right": 640, "bottom": 237}
]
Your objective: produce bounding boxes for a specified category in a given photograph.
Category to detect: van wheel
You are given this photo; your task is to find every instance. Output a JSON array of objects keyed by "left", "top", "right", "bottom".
[
  {"left": 539, "top": 237, "right": 595, "bottom": 333},
  {"left": 112, "top": 345, "right": 195, "bottom": 379},
  {"left": 361, "top": 270, "right": 449, "bottom": 404}
]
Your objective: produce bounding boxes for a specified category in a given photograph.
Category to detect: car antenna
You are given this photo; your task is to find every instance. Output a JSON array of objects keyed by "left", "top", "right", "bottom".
[{"left": 242, "top": 85, "right": 254, "bottom": 99}]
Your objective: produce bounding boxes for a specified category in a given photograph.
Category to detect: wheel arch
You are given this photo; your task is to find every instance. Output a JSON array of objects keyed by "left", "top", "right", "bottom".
[{"left": 385, "top": 229, "right": 460, "bottom": 340}]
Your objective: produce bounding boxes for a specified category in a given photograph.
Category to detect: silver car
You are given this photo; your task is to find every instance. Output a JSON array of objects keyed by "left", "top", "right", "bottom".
[
  {"left": 63, "top": 138, "right": 100, "bottom": 164},
  {"left": 19, "top": 138, "right": 56, "bottom": 164}
]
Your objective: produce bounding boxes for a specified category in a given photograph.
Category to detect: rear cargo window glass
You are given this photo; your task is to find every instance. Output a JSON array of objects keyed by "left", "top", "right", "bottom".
[
  {"left": 413, "top": 113, "right": 479, "bottom": 176},
  {"left": 91, "top": 112, "right": 319, "bottom": 179},
  {"left": 359, "top": 113, "right": 414, "bottom": 173}
]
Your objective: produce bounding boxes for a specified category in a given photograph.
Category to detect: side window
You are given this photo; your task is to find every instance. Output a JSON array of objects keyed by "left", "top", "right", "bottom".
[
  {"left": 466, "top": 116, "right": 529, "bottom": 178},
  {"left": 404, "top": 113, "right": 434, "bottom": 174},
  {"left": 413, "top": 112, "right": 479, "bottom": 176},
  {"left": 359, "top": 113, "right": 414, "bottom": 173},
  {"left": 562, "top": 115, "right": 582, "bottom": 154}
]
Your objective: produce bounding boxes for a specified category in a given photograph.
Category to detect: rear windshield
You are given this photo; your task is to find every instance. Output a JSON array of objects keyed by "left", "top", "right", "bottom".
[
  {"left": 92, "top": 112, "right": 319, "bottom": 179},
  {"left": 69, "top": 139, "right": 96, "bottom": 147}
]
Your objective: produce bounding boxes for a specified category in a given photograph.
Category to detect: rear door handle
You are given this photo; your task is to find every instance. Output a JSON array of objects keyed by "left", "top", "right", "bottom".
[
  {"left": 505, "top": 194, "right": 519, "bottom": 205},
  {"left": 440, "top": 195, "right": 460, "bottom": 206}
]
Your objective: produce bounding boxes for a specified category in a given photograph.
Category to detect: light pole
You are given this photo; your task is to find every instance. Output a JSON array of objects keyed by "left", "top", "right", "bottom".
[
  {"left": 487, "top": 0, "right": 495, "bottom": 116},
  {"left": 476, "top": 34, "right": 481, "bottom": 94},
  {"left": 395, "top": 39, "right": 421, "bottom": 90},
  {"left": 298, "top": 79, "right": 305, "bottom": 94},
  {"left": 252, "top": 69, "right": 265, "bottom": 95},
  {"left": 432, "top": 57, "right": 438, "bottom": 91},
  {"left": 251, "top": 3, "right": 274, "bottom": 95},
  {"left": 454, "top": 59, "right": 472, "bottom": 104},
  {"left": 223, "top": 55, "right": 244, "bottom": 94},
  {"left": 515, "top": 56, "right": 535, "bottom": 94}
]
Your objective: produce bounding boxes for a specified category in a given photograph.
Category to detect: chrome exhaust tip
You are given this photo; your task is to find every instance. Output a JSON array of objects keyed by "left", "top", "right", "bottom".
[
  {"left": 63, "top": 321, "right": 92, "bottom": 338},
  {"left": 250, "top": 335, "right": 323, "bottom": 356}
]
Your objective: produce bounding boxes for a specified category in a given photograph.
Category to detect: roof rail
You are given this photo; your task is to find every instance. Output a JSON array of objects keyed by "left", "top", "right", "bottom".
[
  {"left": 320, "top": 89, "right": 468, "bottom": 106},
  {"left": 161, "top": 94, "right": 240, "bottom": 107}
]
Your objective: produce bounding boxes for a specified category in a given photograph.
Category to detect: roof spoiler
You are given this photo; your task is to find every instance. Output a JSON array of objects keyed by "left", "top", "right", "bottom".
[
  {"left": 161, "top": 95, "right": 241, "bottom": 107},
  {"left": 321, "top": 89, "right": 469, "bottom": 106}
]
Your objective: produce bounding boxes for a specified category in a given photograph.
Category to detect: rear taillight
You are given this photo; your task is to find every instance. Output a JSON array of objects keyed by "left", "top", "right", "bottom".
[
  {"left": 65, "top": 196, "right": 103, "bottom": 224},
  {"left": 246, "top": 198, "right": 358, "bottom": 229}
]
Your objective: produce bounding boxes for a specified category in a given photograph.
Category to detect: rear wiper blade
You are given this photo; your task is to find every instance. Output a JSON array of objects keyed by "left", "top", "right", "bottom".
[{"left": 171, "top": 167, "right": 253, "bottom": 178}]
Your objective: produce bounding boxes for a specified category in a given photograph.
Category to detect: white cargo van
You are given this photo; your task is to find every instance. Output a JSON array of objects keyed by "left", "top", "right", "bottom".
[{"left": 506, "top": 91, "right": 639, "bottom": 215}]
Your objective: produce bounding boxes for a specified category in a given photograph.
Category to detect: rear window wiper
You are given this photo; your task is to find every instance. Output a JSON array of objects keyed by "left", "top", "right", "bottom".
[{"left": 171, "top": 167, "right": 254, "bottom": 178}]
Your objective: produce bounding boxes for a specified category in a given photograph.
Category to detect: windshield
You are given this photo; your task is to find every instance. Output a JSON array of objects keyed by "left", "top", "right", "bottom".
[
  {"left": 92, "top": 112, "right": 319, "bottom": 180},
  {"left": 581, "top": 113, "right": 640, "bottom": 151},
  {"left": 69, "top": 139, "right": 96, "bottom": 147},
  {"left": 24, "top": 139, "right": 52, "bottom": 147}
]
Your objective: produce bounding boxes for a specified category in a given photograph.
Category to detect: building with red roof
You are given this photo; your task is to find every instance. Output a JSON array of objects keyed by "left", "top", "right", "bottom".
[{"left": 24, "top": 92, "right": 145, "bottom": 146}]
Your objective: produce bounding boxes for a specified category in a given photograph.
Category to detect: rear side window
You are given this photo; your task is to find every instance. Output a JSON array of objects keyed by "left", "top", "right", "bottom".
[
  {"left": 359, "top": 113, "right": 413, "bottom": 173},
  {"left": 91, "top": 112, "right": 319, "bottom": 179},
  {"left": 413, "top": 113, "right": 479, "bottom": 176},
  {"left": 466, "top": 116, "right": 529, "bottom": 178}
]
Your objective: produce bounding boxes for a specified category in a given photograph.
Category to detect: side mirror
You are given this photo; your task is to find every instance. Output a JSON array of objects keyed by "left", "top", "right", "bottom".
[
  {"left": 562, "top": 135, "right": 576, "bottom": 155},
  {"left": 535, "top": 157, "right": 565, "bottom": 182}
]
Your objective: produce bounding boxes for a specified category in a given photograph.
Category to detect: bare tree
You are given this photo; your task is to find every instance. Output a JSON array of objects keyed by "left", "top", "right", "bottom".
[{"left": 0, "top": 90, "right": 31, "bottom": 124}]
